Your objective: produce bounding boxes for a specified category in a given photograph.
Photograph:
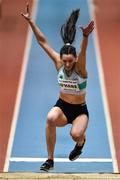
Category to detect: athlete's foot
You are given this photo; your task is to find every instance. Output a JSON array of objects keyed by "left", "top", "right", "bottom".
[
  {"left": 69, "top": 138, "right": 86, "bottom": 161},
  {"left": 40, "top": 159, "right": 54, "bottom": 172}
]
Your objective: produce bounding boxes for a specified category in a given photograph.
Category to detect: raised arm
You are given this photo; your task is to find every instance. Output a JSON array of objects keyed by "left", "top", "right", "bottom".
[
  {"left": 21, "top": 3, "right": 61, "bottom": 70},
  {"left": 76, "top": 21, "right": 94, "bottom": 77}
]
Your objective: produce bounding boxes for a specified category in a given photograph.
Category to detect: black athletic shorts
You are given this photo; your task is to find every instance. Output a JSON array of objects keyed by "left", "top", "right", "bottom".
[{"left": 54, "top": 98, "right": 89, "bottom": 124}]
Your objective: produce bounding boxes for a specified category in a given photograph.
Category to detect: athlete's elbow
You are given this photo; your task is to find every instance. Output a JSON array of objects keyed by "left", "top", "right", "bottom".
[{"left": 37, "top": 38, "right": 46, "bottom": 46}]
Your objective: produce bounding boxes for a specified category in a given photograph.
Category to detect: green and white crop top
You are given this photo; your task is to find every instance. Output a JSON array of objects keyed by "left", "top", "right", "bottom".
[{"left": 58, "top": 66, "right": 87, "bottom": 95}]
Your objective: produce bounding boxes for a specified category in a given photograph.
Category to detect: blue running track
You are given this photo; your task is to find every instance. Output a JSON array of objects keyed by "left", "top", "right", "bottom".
[{"left": 9, "top": 0, "right": 113, "bottom": 173}]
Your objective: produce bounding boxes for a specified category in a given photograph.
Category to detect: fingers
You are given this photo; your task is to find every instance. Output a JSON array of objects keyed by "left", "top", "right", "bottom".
[
  {"left": 21, "top": 2, "right": 29, "bottom": 15},
  {"left": 89, "top": 20, "right": 94, "bottom": 27},
  {"left": 21, "top": 2, "right": 30, "bottom": 20},
  {"left": 78, "top": 20, "right": 94, "bottom": 31},
  {"left": 78, "top": 20, "right": 94, "bottom": 37},
  {"left": 79, "top": 26, "right": 84, "bottom": 31},
  {"left": 88, "top": 20, "right": 94, "bottom": 30},
  {"left": 89, "top": 21, "right": 94, "bottom": 33},
  {"left": 26, "top": 2, "right": 29, "bottom": 14}
]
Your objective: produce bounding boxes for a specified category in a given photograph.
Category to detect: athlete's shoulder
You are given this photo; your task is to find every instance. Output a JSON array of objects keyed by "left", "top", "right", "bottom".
[
  {"left": 75, "top": 65, "right": 88, "bottom": 79},
  {"left": 56, "top": 61, "right": 63, "bottom": 71}
]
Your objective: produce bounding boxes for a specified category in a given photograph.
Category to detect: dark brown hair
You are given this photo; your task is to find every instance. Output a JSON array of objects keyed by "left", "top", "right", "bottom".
[{"left": 60, "top": 9, "right": 80, "bottom": 58}]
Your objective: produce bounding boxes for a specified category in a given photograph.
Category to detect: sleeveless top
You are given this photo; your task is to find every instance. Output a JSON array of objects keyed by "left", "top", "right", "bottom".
[{"left": 57, "top": 66, "right": 87, "bottom": 95}]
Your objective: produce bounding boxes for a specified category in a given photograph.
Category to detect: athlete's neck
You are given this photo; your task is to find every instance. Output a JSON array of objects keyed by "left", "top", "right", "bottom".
[{"left": 64, "top": 65, "right": 75, "bottom": 77}]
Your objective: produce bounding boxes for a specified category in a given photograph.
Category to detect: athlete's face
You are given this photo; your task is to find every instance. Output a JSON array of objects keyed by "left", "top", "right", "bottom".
[{"left": 61, "top": 54, "right": 77, "bottom": 71}]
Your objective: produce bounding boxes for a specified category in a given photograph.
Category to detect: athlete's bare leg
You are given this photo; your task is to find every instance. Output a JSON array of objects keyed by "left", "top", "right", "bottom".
[
  {"left": 46, "top": 107, "right": 67, "bottom": 160},
  {"left": 69, "top": 114, "right": 88, "bottom": 161},
  {"left": 70, "top": 114, "right": 88, "bottom": 143}
]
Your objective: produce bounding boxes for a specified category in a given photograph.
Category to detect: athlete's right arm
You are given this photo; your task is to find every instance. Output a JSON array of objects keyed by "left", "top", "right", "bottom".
[{"left": 21, "top": 3, "right": 62, "bottom": 70}]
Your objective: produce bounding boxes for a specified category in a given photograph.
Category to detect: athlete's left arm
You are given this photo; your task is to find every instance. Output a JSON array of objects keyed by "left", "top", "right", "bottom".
[{"left": 76, "top": 21, "right": 94, "bottom": 77}]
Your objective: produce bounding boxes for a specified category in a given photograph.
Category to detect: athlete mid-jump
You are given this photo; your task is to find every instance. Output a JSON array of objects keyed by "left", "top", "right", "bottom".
[{"left": 21, "top": 2, "right": 94, "bottom": 171}]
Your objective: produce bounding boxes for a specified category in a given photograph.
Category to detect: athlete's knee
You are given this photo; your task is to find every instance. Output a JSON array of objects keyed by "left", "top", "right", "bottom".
[
  {"left": 70, "top": 130, "right": 84, "bottom": 142},
  {"left": 46, "top": 113, "right": 57, "bottom": 126}
]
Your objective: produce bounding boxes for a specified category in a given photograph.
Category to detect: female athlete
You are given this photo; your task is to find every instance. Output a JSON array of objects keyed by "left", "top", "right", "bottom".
[{"left": 21, "top": 3, "right": 94, "bottom": 171}]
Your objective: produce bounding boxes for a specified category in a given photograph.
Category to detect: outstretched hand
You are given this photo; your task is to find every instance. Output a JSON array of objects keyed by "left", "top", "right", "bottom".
[
  {"left": 79, "top": 21, "right": 94, "bottom": 37},
  {"left": 21, "top": 2, "right": 31, "bottom": 21}
]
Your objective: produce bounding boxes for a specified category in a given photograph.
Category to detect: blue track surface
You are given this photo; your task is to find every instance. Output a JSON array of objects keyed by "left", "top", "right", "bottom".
[{"left": 9, "top": 0, "right": 113, "bottom": 172}]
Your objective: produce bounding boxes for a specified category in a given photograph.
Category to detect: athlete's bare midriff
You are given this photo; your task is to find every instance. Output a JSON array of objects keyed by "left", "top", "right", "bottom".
[{"left": 59, "top": 92, "right": 86, "bottom": 104}]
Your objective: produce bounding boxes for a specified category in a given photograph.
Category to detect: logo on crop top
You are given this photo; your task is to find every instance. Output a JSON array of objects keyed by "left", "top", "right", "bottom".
[
  {"left": 59, "top": 75, "right": 63, "bottom": 79},
  {"left": 58, "top": 79, "right": 79, "bottom": 90}
]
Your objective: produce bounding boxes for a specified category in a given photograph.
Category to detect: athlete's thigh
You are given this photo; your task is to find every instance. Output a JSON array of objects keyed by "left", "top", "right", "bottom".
[
  {"left": 47, "top": 106, "right": 68, "bottom": 127},
  {"left": 70, "top": 114, "right": 88, "bottom": 135}
]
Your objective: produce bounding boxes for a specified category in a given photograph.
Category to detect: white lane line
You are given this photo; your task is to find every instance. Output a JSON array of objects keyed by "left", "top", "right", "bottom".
[
  {"left": 87, "top": 0, "right": 119, "bottom": 173},
  {"left": 10, "top": 157, "right": 112, "bottom": 163},
  {"left": 3, "top": 1, "right": 39, "bottom": 172}
]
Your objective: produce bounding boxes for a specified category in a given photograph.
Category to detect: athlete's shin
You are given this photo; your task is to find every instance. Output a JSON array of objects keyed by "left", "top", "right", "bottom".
[
  {"left": 77, "top": 134, "right": 85, "bottom": 146},
  {"left": 46, "top": 122, "right": 56, "bottom": 160}
]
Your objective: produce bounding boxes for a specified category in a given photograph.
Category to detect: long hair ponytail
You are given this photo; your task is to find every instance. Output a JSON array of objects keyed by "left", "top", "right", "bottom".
[
  {"left": 60, "top": 9, "right": 80, "bottom": 44},
  {"left": 60, "top": 9, "right": 80, "bottom": 58}
]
